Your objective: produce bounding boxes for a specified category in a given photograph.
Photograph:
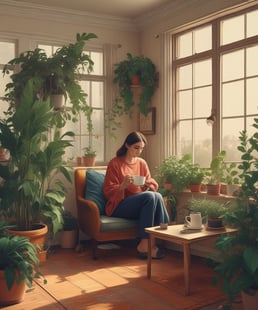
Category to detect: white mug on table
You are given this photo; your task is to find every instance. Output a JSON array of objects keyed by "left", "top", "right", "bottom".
[{"left": 185, "top": 212, "right": 202, "bottom": 229}]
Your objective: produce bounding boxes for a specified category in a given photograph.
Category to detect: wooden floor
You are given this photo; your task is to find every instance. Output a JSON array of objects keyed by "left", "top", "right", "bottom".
[{"left": 2, "top": 240, "right": 243, "bottom": 310}]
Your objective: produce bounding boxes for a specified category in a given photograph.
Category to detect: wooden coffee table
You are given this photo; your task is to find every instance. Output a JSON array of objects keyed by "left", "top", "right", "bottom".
[{"left": 145, "top": 224, "right": 237, "bottom": 295}]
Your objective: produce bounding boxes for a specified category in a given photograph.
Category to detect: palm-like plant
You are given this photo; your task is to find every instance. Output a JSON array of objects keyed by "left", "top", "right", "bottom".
[{"left": 0, "top": 80, "right": 74, "bottom": 233}]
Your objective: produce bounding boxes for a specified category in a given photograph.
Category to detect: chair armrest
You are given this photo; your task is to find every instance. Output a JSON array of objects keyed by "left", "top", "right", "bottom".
[{"left": 76, "top": 196, "right": 101, "bottom": 237}]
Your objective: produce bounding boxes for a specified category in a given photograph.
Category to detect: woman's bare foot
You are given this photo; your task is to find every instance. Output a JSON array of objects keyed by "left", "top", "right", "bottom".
[{"left": 137, "top": 239, "right": 165, "bottom": 258}]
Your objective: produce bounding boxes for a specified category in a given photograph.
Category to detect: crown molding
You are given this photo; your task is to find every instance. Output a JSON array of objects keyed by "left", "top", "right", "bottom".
[{"left": 0, "top": 0, "right": 139, "bottom": 32}]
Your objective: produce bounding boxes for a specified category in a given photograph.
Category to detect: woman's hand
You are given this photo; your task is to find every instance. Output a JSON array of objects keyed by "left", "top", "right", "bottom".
[{"left": 120, "top": 175, "right": 134, "bottom": 190}]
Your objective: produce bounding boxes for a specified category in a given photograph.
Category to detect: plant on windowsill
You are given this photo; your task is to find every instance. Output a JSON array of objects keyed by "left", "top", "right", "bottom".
[
  {"left": 113, "top": 53, "right": 158, "bottom": 116},
  {"left": 155, "top": 154, "right": 192, "bottom": 193},
  {"left": 82, "top": 145, "right": 96, "bottom": 167},
  {"left": 204, "top": 150, "right": 226, "bottom": 195},
  {"left": 187, "top": 163, "right": 205, "bottom": 192},
  {"left": 222, "top": 162, "right": 241, "bottom": 196},
  {"left": 3, "top": 32, "right": 97, "bottom": 128},
  {"left": 212, "top": 117, "right": 258, "bottom": 309}
]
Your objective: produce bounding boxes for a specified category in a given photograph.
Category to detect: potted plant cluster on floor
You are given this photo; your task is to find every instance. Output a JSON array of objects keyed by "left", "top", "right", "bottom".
[
  {"left": 0, "top": 79, "right": 74, "bottom": 259},
  {"left": 113, "top": 53, "right": 158, "bottom": 116},
  {"left": 0, "top": 221, "right": 46, "bottom": 306},
  {"left": 212, "top": 117, "right": 258, "bottom": 309}
]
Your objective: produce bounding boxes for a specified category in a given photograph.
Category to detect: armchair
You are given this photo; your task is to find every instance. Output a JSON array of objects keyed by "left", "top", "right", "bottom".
[{"left": 74, "top": 167, "right": 138, "bottom": 259}]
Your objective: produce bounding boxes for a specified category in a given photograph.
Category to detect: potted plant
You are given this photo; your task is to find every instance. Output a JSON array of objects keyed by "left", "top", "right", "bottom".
[
  {"left": 187, "top": 163, "right": 205, "bottom": 192},
  {"left": 0, "top": 80, "right": 73, "bottom": 250},
  {"left": 3, "top": 32, "right": 97, "bottom": 127},
  {"left": 82, "top": 145, "right": 96, "bottom": 166},
  {"left": 113, "top": 53, "right": 158, "bottom": 116},
  {"left": 212, "top": 117, "right": 258, "bottom": 308},
  {"left": 155, "top": 154, "right": 192, "bottom": 193},
  {"left": 222, "top": 162, "right": 241, "bottom": 196},
  {"left": 204, "top": 150, "right": 226, "bottom": 195},
  {"left": 60, "top": 211, "right": 78, "bottom": 249},
  {"left": 0, "top": 221, "right": 46, "bottom": 306},
  {"left": 187, "top": 198, "right": 230, "bottom": 229}
]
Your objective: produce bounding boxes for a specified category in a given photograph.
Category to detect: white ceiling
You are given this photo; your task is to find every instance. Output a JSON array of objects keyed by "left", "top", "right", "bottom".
[{"left": 18, "top": 0, "right": 174, "bottom": 18}]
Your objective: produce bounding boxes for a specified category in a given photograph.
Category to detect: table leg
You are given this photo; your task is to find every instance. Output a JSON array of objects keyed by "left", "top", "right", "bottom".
[
  {"left": 183, "top": 243, "right": 190, "bottom": 295},
  {"left": 147, "top": 236, "right": 152, "bottom": 278}
]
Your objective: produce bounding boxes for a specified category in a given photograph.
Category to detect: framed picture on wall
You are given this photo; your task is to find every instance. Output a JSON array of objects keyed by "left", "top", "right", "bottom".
[{"left": 138, "top": 107, "right": 156, "bottom": 135}]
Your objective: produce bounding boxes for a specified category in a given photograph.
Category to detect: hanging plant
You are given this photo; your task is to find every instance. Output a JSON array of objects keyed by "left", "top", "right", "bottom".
[{"left": 113, "top": 53, "right": 158, "bottom": 116}]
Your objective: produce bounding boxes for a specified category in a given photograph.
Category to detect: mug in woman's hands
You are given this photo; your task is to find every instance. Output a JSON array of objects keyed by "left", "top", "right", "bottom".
[{"left": 133, "top": 175, "right": 146, "bottom": 186}]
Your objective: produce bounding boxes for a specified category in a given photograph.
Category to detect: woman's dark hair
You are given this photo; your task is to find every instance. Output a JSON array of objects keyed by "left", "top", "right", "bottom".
[{"left": 116, "top": 131, "right": 147, "bottom": 157}]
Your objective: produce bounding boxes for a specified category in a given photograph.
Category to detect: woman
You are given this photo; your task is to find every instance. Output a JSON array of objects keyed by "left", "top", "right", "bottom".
[{"left": 103, "top": 131, "right": 169, "bottom": 259}]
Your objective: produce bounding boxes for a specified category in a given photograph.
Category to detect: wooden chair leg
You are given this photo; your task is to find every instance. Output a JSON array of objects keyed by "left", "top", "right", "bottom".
[{"left": 92, "top": 239, "right": 98, "bottom": 260}]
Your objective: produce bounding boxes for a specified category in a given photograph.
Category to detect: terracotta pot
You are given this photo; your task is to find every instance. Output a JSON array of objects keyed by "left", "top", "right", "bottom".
[
  {"left": 76, "top": 157, "right": 82, "bottom": 165},
  {"left": 189, "top": 184, "right": 201, "bottom": 193},
  {"left": 130, "top": 75, "right": 140, "bottom": 86},
  {"left": 0, "top": 270, "right": 26, "bottom": 306},
  {"left": 206, "top": 183, "right": 221, "bottom": 195},
  {"left": 6, "top": 223, "right": 48, "bottom": 264},
  {"left": 241, "top": 289, "right": 258, "bottom": 310},
  {"left": 83, "top": 156, "right": 96, "bottom": 167},
  {"left": 163, "top": 183, "right": 172, "bottom": 191},
  {"left": 60, "top": 230, "right": 78, "bottom": 249}
]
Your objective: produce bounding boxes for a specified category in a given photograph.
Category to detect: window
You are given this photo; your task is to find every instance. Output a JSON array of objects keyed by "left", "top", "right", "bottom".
[
  {"left": 38, "top": 44, "right": 105, "bottom": 162},
  {"left": 172, "top": 6, "right": 258, "bottom": 167},
  {"left": 0, "top": 41, "right": 16, "bottom": 118}
]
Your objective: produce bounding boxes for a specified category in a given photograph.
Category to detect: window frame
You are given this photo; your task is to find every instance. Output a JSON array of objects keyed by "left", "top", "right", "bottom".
[{"left": 171, "top": 4, "right": 258, "bottom": 165}]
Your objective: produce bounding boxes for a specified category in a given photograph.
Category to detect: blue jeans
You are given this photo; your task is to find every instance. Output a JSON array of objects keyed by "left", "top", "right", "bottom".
[{"left": 112, "top": 191, "right": 169, "bottom": 239}]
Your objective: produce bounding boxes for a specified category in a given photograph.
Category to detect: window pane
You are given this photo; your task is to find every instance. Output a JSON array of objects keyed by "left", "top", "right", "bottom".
[
  {"left": 91, "top": 81, "right": 103, "bottom": 108},
  {"left": 222, "top": 118, "right": 244, "bottom": 161},
  {"left": 179, "top": 120, "right": 192, "bottom": 155},
  {"left": 178, "top": 90, "right": 192, "bottom": 119},
  {"left": 221, "top": 50, "right": 244, "bottom": 82},
  {"left": 176, "top": 32, "right": 192, "bottom": 59},
  {"left": 178, "top": 65, "right": 192, "bottom": 89},
  {"left": 194, "top": 59, "right": 212, "bottom": 87},
  {"left": 221, "top": 15, "right": 244, "bottom": 45},
  {"left": 246, "top": 45, "right": 258, "bottom": 77},
  {"left": 194, "top": 87, "right": 212, "bottom": 118},
  {"left": 90, "top": 51, "right": 103, "bottom": 75},
  {"left": 0, "top": 42, "right": 15, "bottom": 64},
  {"left": 246, "top": 78, "right": 258, "bottom": 115},
  {"left": 222, "top": 81, "right": 244, "bottom": 117},
  {"left": 194, "top": 25, "right": 212, "bottom": 53},
  {"left": 194, "top": 119, "right": 212, "bottom": 167},
  {"left": 247, "top": 10, "right": 258, "bottom": 37}
]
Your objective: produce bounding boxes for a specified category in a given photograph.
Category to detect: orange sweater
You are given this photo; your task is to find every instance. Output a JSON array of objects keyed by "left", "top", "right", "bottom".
[{"left": 103, "top": 156, "right": 158, "bottom": 216}]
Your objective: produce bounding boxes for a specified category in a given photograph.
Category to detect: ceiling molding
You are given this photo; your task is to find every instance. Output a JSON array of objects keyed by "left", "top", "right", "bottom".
[{"left": 1, "top": 0, "right": 139, "bottom": 32}]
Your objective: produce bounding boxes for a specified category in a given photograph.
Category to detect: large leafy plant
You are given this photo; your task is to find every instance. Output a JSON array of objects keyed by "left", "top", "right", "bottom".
[
  {"left": 0, "top": 80, "right": 74, "bottom": 233},
  {"left": 3, "top": 32, "right": 97, "bottom": 127},
  {"left": 213, "top": 117, "right": 258, "bottom": 303}
]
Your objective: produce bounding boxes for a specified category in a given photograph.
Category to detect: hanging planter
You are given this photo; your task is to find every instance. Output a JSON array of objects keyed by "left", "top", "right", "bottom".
[{"left": 113, "top": 53, "right": 158, "bottom": 116}]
